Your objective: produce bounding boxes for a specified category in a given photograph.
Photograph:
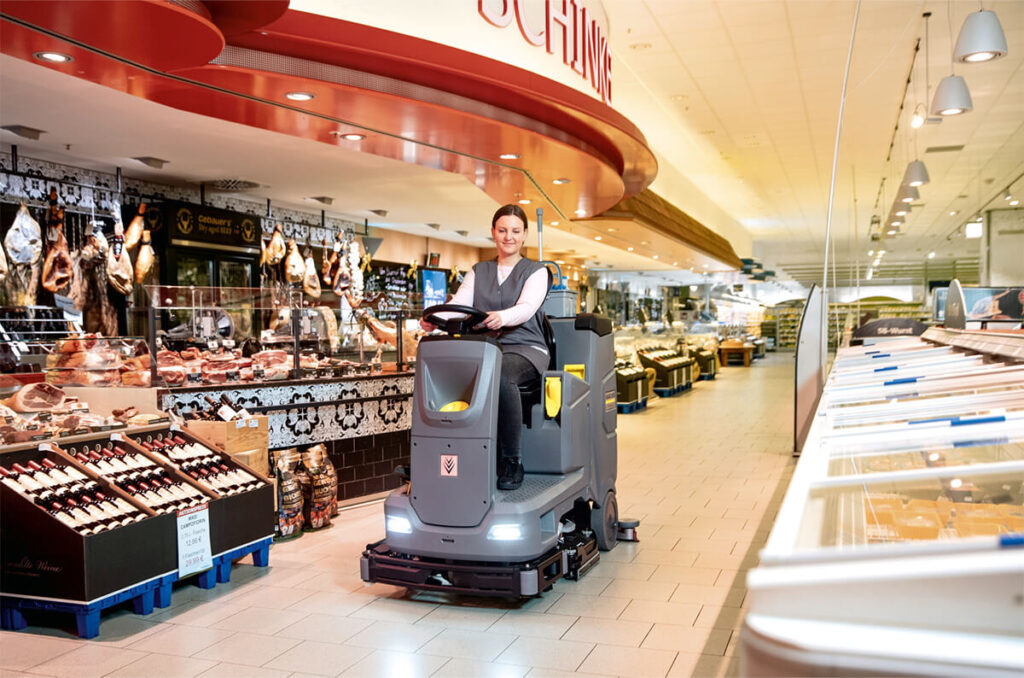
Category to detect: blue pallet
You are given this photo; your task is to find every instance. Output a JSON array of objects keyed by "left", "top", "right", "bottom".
[
  {"left": 654, "top": 383, "right": 689, "bottom": 398},
  {"left": 154, "top": 537, "right": 272, "bottom": 609},
  {"left": 699, "top": 372, "right": 716, "bottom": 381},
  {"left": 1, "top": 576, "right": 164, "bottom": 639},
  {"left": 617, "top": 396, "right": 649, "bottom": 414}
]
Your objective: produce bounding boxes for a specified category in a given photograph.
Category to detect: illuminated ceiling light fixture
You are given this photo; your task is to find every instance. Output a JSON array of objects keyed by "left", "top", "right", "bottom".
[
  {"left": 550, "top": 221, "right": 559, "bottom": 226},
  {"left": 652, "top": 255, "right": 659, "bottom": 260},
  {"left": 894, "top": 205, "right": 909, "bottom": 216},
  {"left": 285, "top": 91, "right": 315, "bottom": 101},
  {"left": 1010, "top": 197, "right": 1021, "bottom": 207},
  {"left": 954, "top": 9, "right": 1008, "bottom": 63},
  {"left": 868, "top": 249, "right": 875, "bottom": 256},
  {"left": 518, "top": 198, "right": 531, "bottom": 205},
  {"left": 911, "top": 104, "right": 926, "bottom": 128},
  {"left": 627, "top": 246, "right": 634, "bottom": 251},
  {"left": 866, "top": 268, "right": 874, "bottom": 281},
  {"left": 499, "top": 153, "right": 520, "bottom": 160},
  {"left": 33, "top": 51, "right": 73, "bottom": 63},
  {"left": 340, "top": 133, "right": 365, "bottom": 141},
  {"left": 928, "top": 251, "right": 936, "bottom": 258},
  {"left": 552, "top": 178, "right": 571, "bottom": 185},
  {"left": 574, "top": 208, "right": 587, "bottom": 216},
  {"left": 965, "top": 221, "right": 983, "bottom": 238},
  {"left": 897, "top": 185, "right": 920, "bottom": 203},
  {"left": 594, "top": 236, "right": 602, "bottom": 241},
  {"left": 949, "top": 210, "right": 959, "bottom": 216},
  {"left": 931, "top": 8, "right": 973, "bottom": 116},
  {"left": 903, "top": 160, "right": 930, "bottom": 187},
  {"left": 931, "top": 74, "right": 972, "bottom": 116},
  {"left": 889, "top": 215, "right": 905, "bottom": 227}
]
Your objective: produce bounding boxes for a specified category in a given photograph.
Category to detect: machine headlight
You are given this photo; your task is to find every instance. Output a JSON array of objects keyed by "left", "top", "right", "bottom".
[
  {"left": 386, "top": 515, "right": 412, "bottom": 534},
  {"left": 487, "top": 524, "right": 523, "bottom": 540}
]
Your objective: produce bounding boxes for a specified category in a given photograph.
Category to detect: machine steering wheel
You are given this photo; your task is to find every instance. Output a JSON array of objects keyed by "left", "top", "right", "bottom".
[{"left": 422, "top": 304, "right": 490, "bottom": 335}]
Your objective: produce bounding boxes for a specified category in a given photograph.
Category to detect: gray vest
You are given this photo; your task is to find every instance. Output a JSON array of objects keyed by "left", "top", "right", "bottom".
[{"left": 473, "top": 258, "right": 550, "bottom": 373}]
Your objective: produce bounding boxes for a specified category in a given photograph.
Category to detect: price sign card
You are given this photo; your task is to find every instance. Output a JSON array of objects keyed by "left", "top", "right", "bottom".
[{"left": 176, "top": 503, "right": 212, "bottom": 577}]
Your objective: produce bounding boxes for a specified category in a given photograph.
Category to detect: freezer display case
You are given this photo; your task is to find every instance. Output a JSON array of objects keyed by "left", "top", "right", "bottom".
[{"left": 742, "top": 327, "right": 1024, "bottom": 678}]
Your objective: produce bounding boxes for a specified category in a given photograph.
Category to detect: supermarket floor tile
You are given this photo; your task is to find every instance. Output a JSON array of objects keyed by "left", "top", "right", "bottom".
[{"left": 0, "top": 354, "right": 797, "bottom": 678}]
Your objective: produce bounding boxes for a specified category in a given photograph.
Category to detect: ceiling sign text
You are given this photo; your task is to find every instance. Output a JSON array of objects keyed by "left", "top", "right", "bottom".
[{"left": 478, "top": 0, "right": 612, "bottom": 104}]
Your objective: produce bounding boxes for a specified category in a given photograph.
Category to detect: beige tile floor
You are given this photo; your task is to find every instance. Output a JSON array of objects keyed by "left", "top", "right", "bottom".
[{"left": 1, "top": 354, "right": 796, "bottom": 678}]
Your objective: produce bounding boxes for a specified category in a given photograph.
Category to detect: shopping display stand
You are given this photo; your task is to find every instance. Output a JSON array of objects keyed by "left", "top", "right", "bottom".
[{"left": 1, "top": 426, "right": 274, "bottom": 638}]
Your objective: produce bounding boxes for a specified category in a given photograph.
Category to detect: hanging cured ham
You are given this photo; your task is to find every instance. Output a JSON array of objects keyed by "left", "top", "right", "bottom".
[
  {"left": 80, "top": 233, "right": 117, "bottom": 336},
  {"left": 266, "top": 223, "right": 286, "bottom": 266},
  {"left": 303, "top": 247, "right": 321, "bottom": 298},
  {"left": 135, "top": 229, "right": 155, "bottom": 283},
  {"left": 42, "top": 225, "right": 73, "bottom": 293},
  {"left": 322, "top": 237, "right": 340, "bottom": 285},
  {"left": 284, "top": 238, "right": 305, "bottom": 283},
  {"left": 0, "top": 235, "right": 8, "bottom": 284},
  {"left": 124, "top": 203, "right": 146, "bottom": 251},
  {"left": 4, "top": 203, "right": 42, "bottom": 266},
  {"left": 106, "top": 208, "right": 133, "bottom": 295}
]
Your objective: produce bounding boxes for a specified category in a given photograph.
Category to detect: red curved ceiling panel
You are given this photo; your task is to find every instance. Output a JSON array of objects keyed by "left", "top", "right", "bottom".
[
  {"left": 203, "top": 0, "right": 289, "bottom": 38},
  {"left": 0, "top": 2, "right": 657, "bottom": 219},
  {"left": 0, "top": 0, "right": 224, "bottom": 71}
]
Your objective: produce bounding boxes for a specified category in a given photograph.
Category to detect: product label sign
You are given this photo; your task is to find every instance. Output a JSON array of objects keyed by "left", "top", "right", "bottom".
[{"left": 176, "top": 503, "right": 212, "bottom": 577}]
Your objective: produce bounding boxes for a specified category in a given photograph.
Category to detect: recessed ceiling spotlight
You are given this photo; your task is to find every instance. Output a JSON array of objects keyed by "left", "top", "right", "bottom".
[
  {"left": 868, "top": 250, "right": 874, "bottom": 256},
  {"left": 594, "top": 236, "right": 602, "bottom": 241},
  {"left": 673, "top": 261, "right": 678, "bottom": 266},
  {"left": 1010, "top": 198, "right": 1021, "bottom": 206},
  {"left": 640, "top": 241, "right": 648, "bottom": 245},
  {"left": 33, "top": 51, "right": 73, "bottom": 63},
  {"left": 949, "top": 210, "right": 959, "bottom": 216},
  {"left": 928, "top": 251, "right": 936, "bottom": 259},
  {"left": 518, "top": 199, "right": 531, "bottom": 205},
  {"left": 627, "top": 247, "right": 634, "bottom": 251},
  {"left": 339, "top": 133, "right": 365, "bottom": 141},
  {"left": 550, "top": 221, "right": 559, "bottom": 226},
  {"left": 285, "top": 91, "right": 315, "bottom": 101},
  {"left": 574, "top": 208, "right": 586, "bottom": 216},
  {"left": 555, "top": 259, "right": 565, "bottom": 264},
  {"left": 606, "top": 227, "right": 617, "bottom": 232},
  {"left": 652, "top": 255, "right": 659, "bottom": 259},
  {"left": 552, "top": 178, "right": 571, "bottom": 185},
  {"left": 499, "top": 153, "right": 520, "bottom": 160}
]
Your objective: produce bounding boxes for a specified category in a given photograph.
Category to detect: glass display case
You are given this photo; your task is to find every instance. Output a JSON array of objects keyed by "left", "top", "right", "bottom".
[
  {"left": 45, "top": 336, "right": 149, "bottom": 387},
  {"left": 742, "top": 329, "right": 1024, "bottom": 677}
]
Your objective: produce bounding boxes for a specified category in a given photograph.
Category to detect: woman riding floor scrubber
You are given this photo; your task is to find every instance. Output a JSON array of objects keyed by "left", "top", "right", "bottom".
[{"left": 360, "top": 304, "right": 636, "bottom": 598}]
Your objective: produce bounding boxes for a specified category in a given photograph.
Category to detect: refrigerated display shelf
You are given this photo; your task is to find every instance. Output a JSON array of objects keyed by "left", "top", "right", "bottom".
[{"left": 742, "top": 328, "right": 1024, "bottom": 677}]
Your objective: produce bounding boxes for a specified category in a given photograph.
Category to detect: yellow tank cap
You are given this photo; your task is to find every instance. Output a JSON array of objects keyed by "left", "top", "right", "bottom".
[{"left": 439, "top": 400, "right": 470, "bottom": 412}]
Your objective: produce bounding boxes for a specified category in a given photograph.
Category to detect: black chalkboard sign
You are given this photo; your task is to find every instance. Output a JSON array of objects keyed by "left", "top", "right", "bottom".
[{"left": 364, "top": 262, "right": 416, "bottom": 319}]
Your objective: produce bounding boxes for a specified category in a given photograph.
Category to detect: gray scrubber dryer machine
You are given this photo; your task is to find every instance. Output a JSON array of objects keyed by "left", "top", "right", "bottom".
[{"left": 361, "top": 288, "right": 625, "bottom": 598}]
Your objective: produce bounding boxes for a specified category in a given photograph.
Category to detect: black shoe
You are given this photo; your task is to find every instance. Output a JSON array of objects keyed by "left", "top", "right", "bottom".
[{"left": 497, "top": 457, "right": 524, "bottom": 491}]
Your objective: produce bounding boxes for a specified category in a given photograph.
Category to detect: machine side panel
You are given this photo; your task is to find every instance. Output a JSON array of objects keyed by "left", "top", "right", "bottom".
[{"left": 410, "top": 435, "right": 494, "bottom": 527}]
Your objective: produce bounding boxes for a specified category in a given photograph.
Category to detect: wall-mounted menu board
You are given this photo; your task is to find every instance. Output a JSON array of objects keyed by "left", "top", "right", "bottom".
[{"left": 364, "top": 262, "right": 416, "bottom": 319}]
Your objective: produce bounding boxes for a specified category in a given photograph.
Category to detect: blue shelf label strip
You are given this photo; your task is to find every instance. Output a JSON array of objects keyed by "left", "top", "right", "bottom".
[
  {"left": 874, "top": 366, "right": 898, "bottom": 372},
  {"left": 884, "top": 377, "right": 919, "bottom": 385}
]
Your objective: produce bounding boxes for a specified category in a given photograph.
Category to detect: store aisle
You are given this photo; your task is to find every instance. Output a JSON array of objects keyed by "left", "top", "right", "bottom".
[{"left": 0, "top": 355, "right": 796, "bottom": 678}]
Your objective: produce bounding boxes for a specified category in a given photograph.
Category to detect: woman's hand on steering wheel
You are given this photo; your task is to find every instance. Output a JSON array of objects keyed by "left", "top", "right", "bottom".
[
  {"left": 478, "top": 311, "right": 504, "bottom": 331},
  {"left": 421, "top": 304, "right": 490, "bottom": 335}
]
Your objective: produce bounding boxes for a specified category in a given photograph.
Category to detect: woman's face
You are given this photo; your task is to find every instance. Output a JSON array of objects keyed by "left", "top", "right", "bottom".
[{"left": 492, "top": 214, "right": 527, "bottom": 258}]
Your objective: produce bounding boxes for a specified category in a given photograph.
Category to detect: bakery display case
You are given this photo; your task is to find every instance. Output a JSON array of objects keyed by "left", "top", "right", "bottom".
[
  {"left": 636, "top": 346, "right": 693, "bottom": 395},
  {"left": 742, "top": 328, "right": 1024, "bottom": 677}
]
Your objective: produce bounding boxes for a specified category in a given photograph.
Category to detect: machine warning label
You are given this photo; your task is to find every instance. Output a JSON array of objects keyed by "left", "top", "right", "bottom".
[{"left": 440, "top": 454, "right": 458, "bottom": 477}]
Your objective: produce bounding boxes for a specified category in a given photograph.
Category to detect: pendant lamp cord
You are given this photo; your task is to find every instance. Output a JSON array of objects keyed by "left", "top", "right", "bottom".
[
  {"left": 822, "top": 0, "right": 862, "bottom": 371},
  {"left": 924, "top": 12, "right": 932, "bottom": 105},
  {"left": 947, "top": 0, "right": 956, "bottom": 71}
]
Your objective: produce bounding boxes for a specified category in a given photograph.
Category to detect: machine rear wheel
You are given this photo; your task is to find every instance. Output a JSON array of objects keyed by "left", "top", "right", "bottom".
[{"left": 591, "top": 490, "right": 618, "bottom": 551}]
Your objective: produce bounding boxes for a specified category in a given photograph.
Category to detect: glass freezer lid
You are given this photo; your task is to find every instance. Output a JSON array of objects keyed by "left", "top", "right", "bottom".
[
  {"left": 796, "top": 469, "right": 1024, "bottom": 551},
  {"left": 826, "top": 364, "right": 1024, "bottom": 407},
  {"left": 821, "top": 414, "right": 1024, "bottom": 456},
  {"left": 827, "top": 441, "right": 1024, "bottom": 477},
  {"left": 826, "top": 387, "right": 1024, "bottom": 429}
]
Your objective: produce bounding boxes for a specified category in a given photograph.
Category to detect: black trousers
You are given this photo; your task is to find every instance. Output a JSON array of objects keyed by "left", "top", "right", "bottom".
[{"left": 498, "top": 353, "right": 541, "bottom": 460}]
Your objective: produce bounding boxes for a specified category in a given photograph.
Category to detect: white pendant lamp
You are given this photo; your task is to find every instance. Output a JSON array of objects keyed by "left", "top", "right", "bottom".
[
  {"left": 897, "top": 184, "right": 920, "bottom": 204},
  {"left": 931, "top": 74, "right": 972, "bottom": 115},
  {"left": 903, "top": 160, "right": 930, "bottom": 187},
  {"left": 954, "top": 10, "right": 1008, "bottom": 63}
]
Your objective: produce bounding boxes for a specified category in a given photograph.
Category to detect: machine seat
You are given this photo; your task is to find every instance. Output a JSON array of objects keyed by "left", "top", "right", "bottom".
[{"left": 516, "top": 313, "right": 556, "bottom": 427}]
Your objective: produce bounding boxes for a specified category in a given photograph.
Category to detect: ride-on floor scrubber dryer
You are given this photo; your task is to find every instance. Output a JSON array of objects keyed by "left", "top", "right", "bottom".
[{"left": 360, "top": 303, "right": 629, "bottom": 598}]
